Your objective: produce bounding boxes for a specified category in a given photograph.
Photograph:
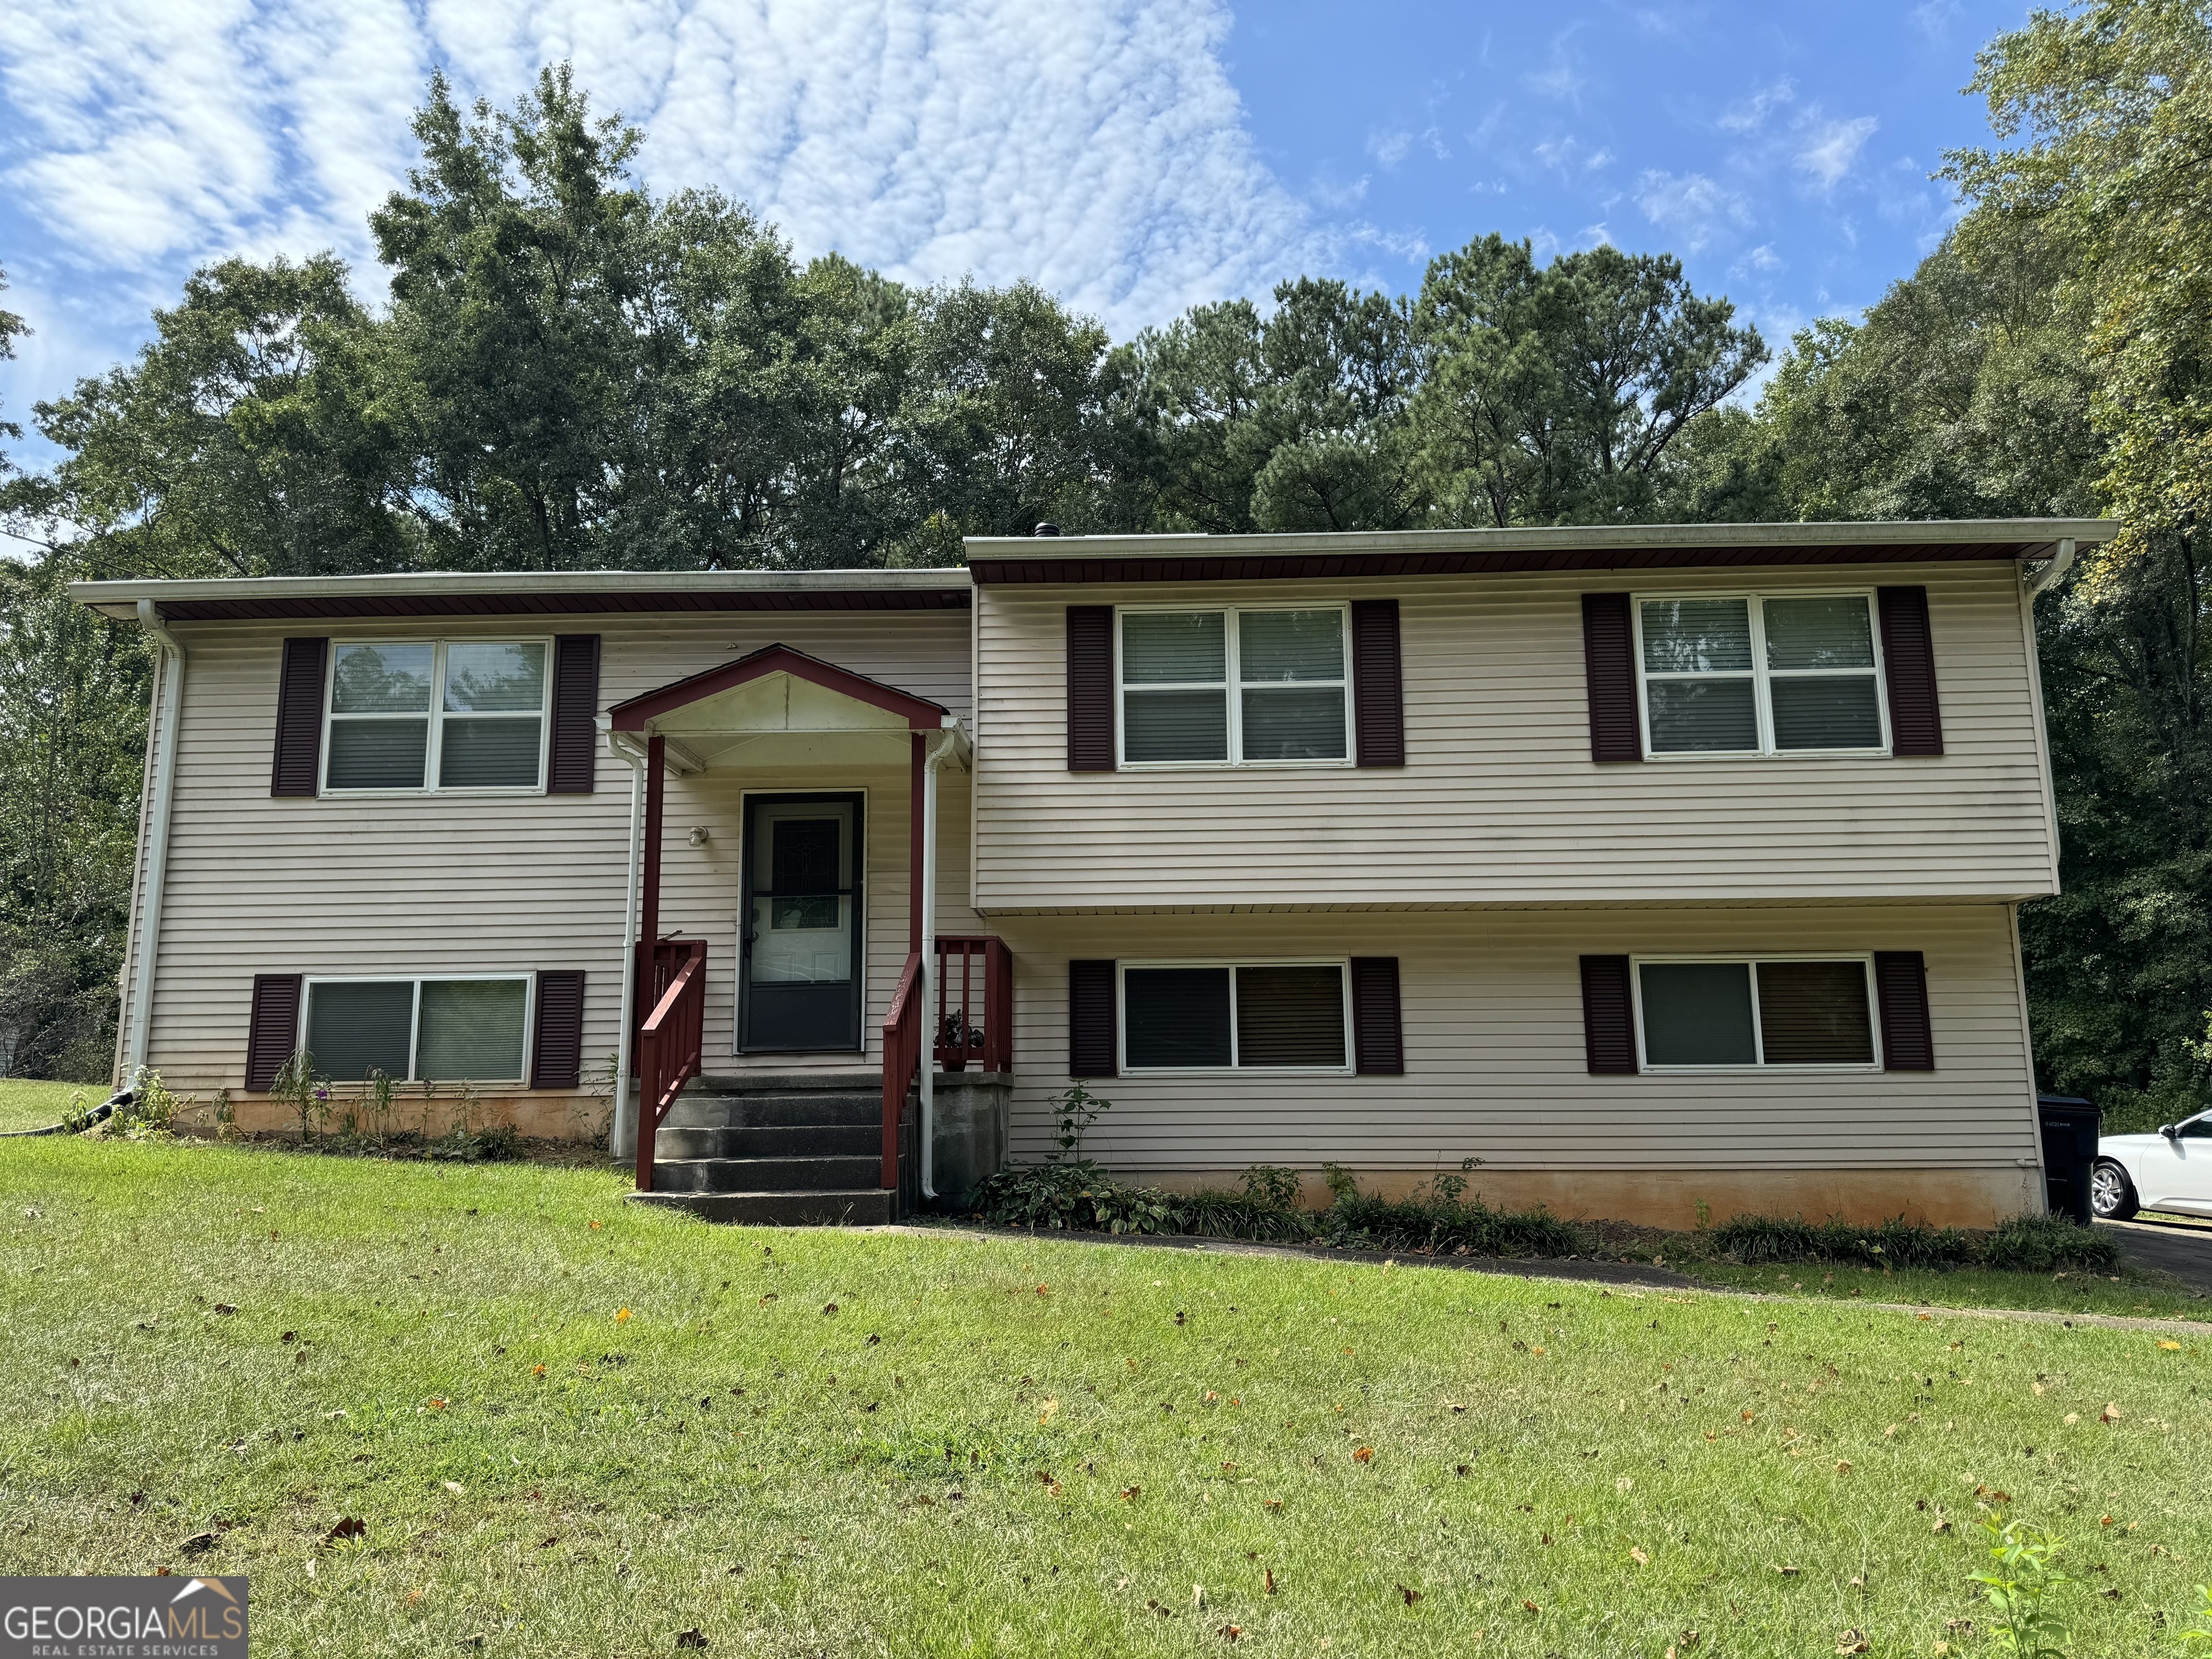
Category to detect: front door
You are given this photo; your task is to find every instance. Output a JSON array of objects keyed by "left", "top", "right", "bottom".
[{"left": 739, "top": 794, "right": 863, "bottom": 1053}]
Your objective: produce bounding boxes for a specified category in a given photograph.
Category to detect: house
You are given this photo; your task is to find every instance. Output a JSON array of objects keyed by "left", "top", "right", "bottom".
[{"left": 71, "top": 518, "right": 2109, "bottom": 1228}]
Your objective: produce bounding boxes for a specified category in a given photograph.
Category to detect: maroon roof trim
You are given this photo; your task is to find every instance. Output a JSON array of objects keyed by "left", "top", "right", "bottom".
[
  {"left": 608, "top": 642, "right": 948, "bottom": 732},
  {"left": 968, "top": 543, "right": 2035, "bottom": 585},
  {"left": 152, "top": 589, "right": 971, "bottom": 621}
]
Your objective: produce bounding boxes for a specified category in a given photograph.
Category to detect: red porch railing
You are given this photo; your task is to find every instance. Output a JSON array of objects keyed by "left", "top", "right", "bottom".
[
  {"left": 634, "top": 939, "right": 706, "bottom": 1192},
  {"left": 934, "top": 935, "right": 1012, "bottom": 1073},
  {"left": 881, "top": 953, "right": 923, "bottom": 1190}
]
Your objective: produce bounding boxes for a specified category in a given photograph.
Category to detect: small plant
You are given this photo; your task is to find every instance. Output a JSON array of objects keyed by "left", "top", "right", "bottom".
[
  {"left": 271, "top": 1049, "right": 323, "bottom": 1142},
  {"left": 362, "top": 1067, "right": 396, "bottom": 1146},
  {"left": 1694, "top": 1197, "right": 1712, "bottom": 1231},
  {"left": 1048, "top": 1083, "right": 1110, "bottom": 1161},
  {"left": 212, "top": 1088, "right": 238, "bottom": 1141},
  {"left": 1423, "top": 1171, "right": 1470, "bottom": 1205},
  {"left": 1321, "top": 1162, "right": 1359, "bottom": 1203},
  {"left": 116, "top": 1070, "right": 179, "bottom": 1139},
  {"left": 1968, "top": 1516, "right": 2072, "bottom": 1659},
  {"left": 61, "top": 1089, "right": 96, "bottom": 1133},
  {"left": 1238, "top": 1165, "right": 1303, "bottom": 1210},
  {"left": 2182, "top": 1582, "right": 2212, "bottom": 1645}
]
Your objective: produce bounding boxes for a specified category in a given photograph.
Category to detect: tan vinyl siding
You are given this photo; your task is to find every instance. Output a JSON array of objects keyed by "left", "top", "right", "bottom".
[
  {"left": 973, "top": 563, "right": 2056, "bottom": 912},
  {"left": 992, "top": 902, "right": 2038, "bottom": 1177},
  {"left": 136, "top": 611, "right": 974, "bottom": 1100}
]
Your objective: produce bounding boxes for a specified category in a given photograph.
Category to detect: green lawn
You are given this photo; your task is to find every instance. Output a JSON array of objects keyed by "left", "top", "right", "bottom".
[
  {"left": 0, "top": 1076, "right": 104, "bottom": 1133},
  {"left": 6, "top": 1138, "right": 2211, "bottom": 1658},
  {"left": 1686, "top": 1257, "right": 2211, "bottom": 1322}
]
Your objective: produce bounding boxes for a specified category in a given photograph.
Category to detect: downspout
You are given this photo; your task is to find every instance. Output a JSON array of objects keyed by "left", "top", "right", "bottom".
[
  {"left": 606, "top": 722, "right": 649, "bottom": 1162},
  {"left": 2026, "top": 537, "right": 2075, "bottom": 598},
  {"left": 917, "top": 724, "right": 961, "bottom": 1200},
  {"left": 125, "top": 601, "right": 186, "bottom": 1079}
]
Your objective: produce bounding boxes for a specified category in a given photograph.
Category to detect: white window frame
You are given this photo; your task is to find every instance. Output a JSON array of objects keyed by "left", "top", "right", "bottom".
[
  {"left": 320, "top": 637, "right": 554, "bottom": 796},
  {"left": 1629, "top": 952, "right": 1884, "bottom": 1074},
  {"left": 297, "top": 973, "right": 536, "bottom": 1085},
  {"left": 1632, "top": 590, "right": 1892, "bottom": 760},
  {"left": 1117, "top": 957, "right": 1356, "bottom": 1076},
  {"left": 1113, "top": 603, "right": 1357, "bottom": 770}
]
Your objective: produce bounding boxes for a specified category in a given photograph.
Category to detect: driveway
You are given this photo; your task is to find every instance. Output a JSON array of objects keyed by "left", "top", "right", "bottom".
[{"left": 2101, "top": 1214, "right": 2212, "bottom": 1296}]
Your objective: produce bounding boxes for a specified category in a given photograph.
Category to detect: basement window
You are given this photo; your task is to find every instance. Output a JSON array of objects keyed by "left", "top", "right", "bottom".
[
  {"left": 1120, "top": 961, "right": 1351, "bottom": 1072},
  {"left": 302, "top": 976, "right": 531, "bottom": 1083},
  {"left": 1633, "top": 956, "right": 1879, "bottom": 1070}
]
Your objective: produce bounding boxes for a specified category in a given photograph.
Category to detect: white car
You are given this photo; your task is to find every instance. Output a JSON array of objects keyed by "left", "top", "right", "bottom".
[{"left": 2091, "top": 1110, "right": 2212, "bottom": 1220}]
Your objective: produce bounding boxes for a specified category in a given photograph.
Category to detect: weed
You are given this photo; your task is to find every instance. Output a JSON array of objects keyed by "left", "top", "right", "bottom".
[
  {"left": 1048, "top": 1083, "right": 1111, "bottom": 1161},
  {"left": 1967, "top": 1516, "right": 2073, "bottom": 1658},
  {"left": 114, "top": 1071, "right": 179, "bottom": 1139},
  {"left": 1982, "top": 1213, "right": 2119, "bottom": 1273}
]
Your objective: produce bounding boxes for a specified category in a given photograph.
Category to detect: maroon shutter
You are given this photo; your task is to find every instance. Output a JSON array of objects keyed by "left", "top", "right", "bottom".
[
  {"left": 1873, "top": 950, "right": 1935, "bottom": 1071},
  {"left": 1066, "top": 606, "right": 1115, "bottom": 771},
  {"left": 270, "top": 637, "right": 328, "bottom": 796},
  {"left": 1068, "top": 959, "right": 1118, "bottom": 1076},
  {"left": 1579, "top": 955, "right": 1639, "bottom": 1074},
  {"left": 1581, "top": 594, "right": 1642, "bottom": 763},
  {"left": 245, "top": 974, "right": 304, "bottom": 1091},
  {"left": 1877, "top": 586, "right": 1944, "bottom": 757},
  {"left": 547, "top": 634, "right": 602, "bottom": 793},
  {"left": 1350, "top": 599, "right": 1405, "bottom": 767},
  {"left": 531, "top": 970, "right": 587, "bottom": 1087},
  {"left": 1349, "top": 957, "right": 1404, "bottom": 1074}
]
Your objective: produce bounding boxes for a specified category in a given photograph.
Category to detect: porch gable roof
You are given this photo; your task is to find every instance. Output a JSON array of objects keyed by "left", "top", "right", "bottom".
[{"left": 606, "top": 642, "right": 951, "bottom": 735}]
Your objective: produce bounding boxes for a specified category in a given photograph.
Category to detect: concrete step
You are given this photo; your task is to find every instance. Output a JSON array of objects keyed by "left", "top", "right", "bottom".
[
  {"left": 655, "top": 1122, "right": 879, "bottom": 1160},
  {"left": 688, "top": 1069, "right": 882, "bottom": 1095},
  {"left": 660, "top": 1091, "right": 881, "bottom": 1130},
  {"left": 650, "top": 1154, "right": 883, "bottom": 1194},
  {"left": 629, "top": 1189, "right": 900, "bottom": 1226}
]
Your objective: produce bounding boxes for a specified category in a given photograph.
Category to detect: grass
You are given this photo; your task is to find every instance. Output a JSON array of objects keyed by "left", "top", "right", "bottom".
[
  {"left": 1683, "top": 1257, "right": 2208, "bottom": 1321},
  {"left": 0, "top": 1076, "right": 104, "bottom": 1133},
  {"left": 6, "top": 1138, "right": 2212, "bottom": 1657}
]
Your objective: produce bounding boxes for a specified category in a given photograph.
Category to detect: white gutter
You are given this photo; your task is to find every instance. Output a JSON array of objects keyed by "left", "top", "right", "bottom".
[
  {"left": 2026, "top": 537, "right": 2077, "bottom": 597},
  {"left": 125, "top": 601, "right": 186, "bottom": 1079},
  {"left": 917, "top": 722, "right": 965, "bottom": 1200},
  {"left": 605, "top": 722, "right": 649, "bottom": 1162}
]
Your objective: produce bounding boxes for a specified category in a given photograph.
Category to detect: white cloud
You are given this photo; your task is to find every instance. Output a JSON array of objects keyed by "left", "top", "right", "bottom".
[
  {"left": 1368, "top": 129, "right": 1413, "bottom": 168},
  {"left": 0, "top": 0, "right": 1324, "bottom": 351},
  {"left": 1717, "top": 77, "right": 1794, "bottom": 134},
  {"left": 1730, "top": 242, "right": 1784, "bottom": 277},
  {"left": 1632, "top": 168, "right": 1750, "bottom": 253},
  {"left": 1796, "top": 114, "right": 1878, "bottom": 189},
  {"left": 1532, "top": 135, "right": 1612, "bottom": 174}
]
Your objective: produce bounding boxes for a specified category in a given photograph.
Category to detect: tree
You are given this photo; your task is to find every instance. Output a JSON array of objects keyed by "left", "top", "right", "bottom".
[
  {"left": 1411, "top": 237, "right": 1767, "bottom": 526},
  {"left": 0, "top": 264, "right": 27, "bottom": 478},
  {"left": 1110, "top": 277, "right": 1424, "bottom": 534},
  {"left": 6, "top": 256, "right": 408, "bottom": 583}
]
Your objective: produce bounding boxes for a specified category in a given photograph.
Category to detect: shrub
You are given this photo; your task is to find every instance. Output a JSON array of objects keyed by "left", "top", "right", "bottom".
[
  {"left": 1982, "top": 1212, "right": 2119, "bottom": 1273},
  {"left": 1326, "top": 1191, "right": 1583, "bottom": 1258},
  {"left": 1714, "top": 1210, "right": 2108, "bottom": 1272},
  {"left": 966, "top": 1161, "right": 1179, "bottom": 1234},
  {"left": 1176, "top": 1189, "right": 1318, "bottom": 1243}
]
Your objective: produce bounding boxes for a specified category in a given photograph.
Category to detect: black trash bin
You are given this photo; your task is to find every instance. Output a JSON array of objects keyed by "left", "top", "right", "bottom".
[{"left": 2037, "top": 1094, "right": 2103, "bottom": 1225}]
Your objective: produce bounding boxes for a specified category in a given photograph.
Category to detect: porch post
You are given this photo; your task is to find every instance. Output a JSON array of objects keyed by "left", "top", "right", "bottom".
[
  {"left": 908, "top": 732, "right": 925, "bottom": 954},
  {"left": 639, "top": 732, "right": 666, "bottom": 1042}
]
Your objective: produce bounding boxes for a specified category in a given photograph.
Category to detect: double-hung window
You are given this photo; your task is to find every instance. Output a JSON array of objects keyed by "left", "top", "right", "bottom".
[
  {"left": 1120, "top": 961, "right": 1352, "bottom": 1071},
  {"left": 1118, "top": 606, "right": 1352, "bottom": 766},
  {"left": 1634, "top": 956, "right": 1879, "bottom": 1070},
  {"left": 302, "top": 975, "right": 533, "bottom": 1082},
  {"left": 324, "top": 639, "right": 550, "bottom": 793},
  {"left": 1636, "top": 593, "right": 1887, "bottom": 756}
]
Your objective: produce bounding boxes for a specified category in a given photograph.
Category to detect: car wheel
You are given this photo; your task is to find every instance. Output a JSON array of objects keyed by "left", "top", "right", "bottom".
[{"left": 2089, "top": 1159, "right": 2139, "bottom": 1221}]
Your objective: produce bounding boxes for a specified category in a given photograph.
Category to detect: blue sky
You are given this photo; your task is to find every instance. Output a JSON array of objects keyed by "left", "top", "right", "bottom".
[{"left": 0, "top": 0, "right": 2033, "bottom": 472}]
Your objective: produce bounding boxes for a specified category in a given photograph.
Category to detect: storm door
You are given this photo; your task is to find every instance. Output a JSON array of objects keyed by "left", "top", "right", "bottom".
[{"left": 738, "top": 794, "right": 863, "bottom": 1053}]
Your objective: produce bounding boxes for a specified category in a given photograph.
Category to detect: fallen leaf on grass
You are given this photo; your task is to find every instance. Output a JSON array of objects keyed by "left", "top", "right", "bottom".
[
  {"left": 443, "top": 1482, "right": 464, "bottom": 1495},
  {"left": 1629, "top": 1547, "right": 1650, "bottom": 1566},
  {"left": 1835, "top": 1460, "right": 1853, "bottom": 1474},
  {"left": 615, "top": 1308, "right": 632, "bottom": 1323},
  {"left": 403, "top": 1588, "right": 425, "bottom": 1607},
  {"left": 1263, "top": 1498, "right": 1283, "bottom": 1511},
  {"left": 1835, "top": 1630, "right": 1869, "bottom": 1655},
  {"left": 539, "top": 1536, "right": 559, "bottom": 1548},
  {"left": 212, "top": 1304, "right": 237, "bottom": 1316},
  {"left": 1120, "top": 1486, "right": 1141, "bottom": 1501},
  {"left": 1352, "top": 1447, "right": 1373, "bottom": 1464},
  {"left": 1397, "top": 1584, "right": 1421, "bottom": 1606},
  {"left": 1521, "top": 1600, "right": 1539, "bottom": 1614},
  {"left": 1215, "top": 1624, "right": 1241, "bottom": 1642},
  {"left": 1775, "top": 1565, "right": 1801, "bottom": 1577},
  {"left": 2101, "top": 1403, "right": 2122, "bottom": 1424},
  {"left": 2158, "top": 1340, "right": 2182, "bottom": 1352},
  {"left": 323, "top": 1517, "right": 366, "bottom": 1544},
  {"left": 1264, "top": 1569, "right": 1277, "bottom": 1596},
  {"left": 676, "top": 1629, "right": 709, "bottom": 1649}
]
